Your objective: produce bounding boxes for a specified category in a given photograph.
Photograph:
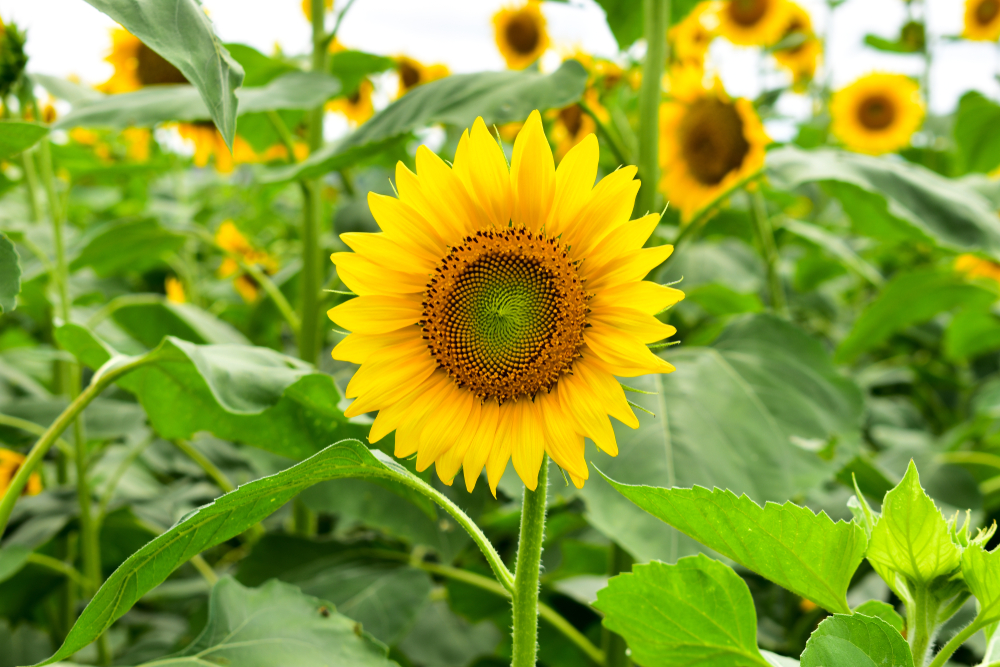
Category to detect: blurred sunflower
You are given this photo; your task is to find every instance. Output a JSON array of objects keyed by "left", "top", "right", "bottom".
[
  {"left": 717, "top": 0, "right": 791, "bottom": 46},
  {"left": 964, "top": 0, "right": 1000, "bottom": 41},
  {"left": 100, "top": 28, "right": 187, "bottom": 93},
  {"left": 301, "top": 0, "right": 334, "bottom": 21},
  {"left": 670, "top": 1, "right": 721, "bottom": 66},
  {"left": 395, "top": 56, "right": 449, "bottom": 97},
  {"left": 328, "top": 79, "right": 375, "bottom": 126},
  {"left": 773, "top": 2, "right": 821, "bottom": 92},
  {"left": 165, "top": 276, "right": 186, "bottom": 304},
  {"left": 0, "top": 448, "right": 41, "bottom": 497},
  {"left": 956, "top": 254, "right": 1000, "bottom": 284},
  {"left": 549, "top": 89, "right": 606, "bottom": 160},
  {"left": 494, "top": 1, "right": 550, "bottom": 70},
  {"left": 328, "top": 111, "right": 683, "bottom": 493},
  {"left": 830, "top": 73, "right": 923, "bottom": 155},
  {"left": 216, "top": 221, "right": 279, "bottom": 302},
  {"left": 659, "top": 67, "right": 769, "bottom": 221}
]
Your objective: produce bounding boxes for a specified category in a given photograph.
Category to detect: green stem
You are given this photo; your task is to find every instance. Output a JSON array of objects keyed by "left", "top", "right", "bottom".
[
  {"left": 171, "top": 439, "right": 234, "bottom": 493},
  {"left": 512, "top": 460, "right": 549, "bottom": 667},
  {"left": 909, "top": 585, "right": 937, "bottom": 667},
  {"left": 0, "top": 413, "right": 74, "bottom": 458},
  {"left": 602, "top": 543, "right": 633, "bottom": 667},
  {"left": 97, "top": 434, "right": 153, "bottom": 521},
  {"left": 265, "top": 110, "right": 300, "bottom": 164},
  {"left": 635, "top": 0, "right": 669, "bottom": 216},
  {"left": 580, "top": 100, "right": 630, "bottom": 166},
  {"left": 927, "top": 617, "right": 986, "bottom": 667},
  {"left": 21, "top": 150, "right": 41, "bottom": 223},
  {"left": 750, "top": 191, "right": 787, "bottom": 317},
  {"left": 26, "top": 553, "right": 88, "bottom": 588}
]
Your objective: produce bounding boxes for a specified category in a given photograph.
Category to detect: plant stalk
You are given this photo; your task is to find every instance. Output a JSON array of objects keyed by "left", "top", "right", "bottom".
[
  {"left": 750, "top": 191, "right": 787, "bottom": 317},
  {"left": 908, "top": 585, "right": 937, "bottom": 667},
  {"left": 511, "top": 460, "right": 549, "bottom": 667},
  {"left": 927, "top": 616, "right": 987, "bottom": 667},
  {"left": 635, "top": 0, "right": 669, "bottom": 216}
]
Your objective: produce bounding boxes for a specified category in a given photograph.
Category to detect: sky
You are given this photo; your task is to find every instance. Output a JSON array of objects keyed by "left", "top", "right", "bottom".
[{"left": 0, "top": 0, "right": 997, "bottom": 141}]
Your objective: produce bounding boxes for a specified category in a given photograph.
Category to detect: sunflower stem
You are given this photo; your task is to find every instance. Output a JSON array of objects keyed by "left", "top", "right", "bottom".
[
  {"left": 750, "top": 190, "right": 787, "bottom": 317},
  {"left": 511, "top": 460, "right": 549, "bottom": 667},
  {"left": 635, "top": 0, "right": 669, "bottom": 216}
]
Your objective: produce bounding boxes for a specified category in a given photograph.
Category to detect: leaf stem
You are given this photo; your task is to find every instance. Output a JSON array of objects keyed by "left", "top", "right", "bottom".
[
  {"left": 928, "top": 617, "right": 986, "bottom": 667},
  {"left": 512, "top": 460, "right": 549, "bottom": 667},
  {"left": 0, "top": 413, "right": 74, "bottom": 459},
  {"left": 635, "top": 0, "right": 669, "bottom": 216},
  {"left": 750, "top": 190, "right": 787, "bottom": 317},
  {"left": 909, "top": 584, "right": 937, "bottom": 667},
  {"left": 171, "top": 439, "right": 234, "bottom": 493},
  {"left": 26, "top": 553, "right": 88, "bottom": 588},
  {"left": 580, "top": 100, "right": 630, "bottom": 167}
]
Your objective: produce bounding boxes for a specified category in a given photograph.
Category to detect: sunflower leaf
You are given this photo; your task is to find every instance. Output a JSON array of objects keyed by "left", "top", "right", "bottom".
[
  {"left": 79, "top": 0, "right": 244, "bottom": 148},
  {"left": 0, "top": 233, "right": 21, "bottom": 314},
  {"left": 0, "top": 121, "right": 47, "bottom": 161},
  {"left": 799, "top": 614, "right": 913, "bottom": 667}
]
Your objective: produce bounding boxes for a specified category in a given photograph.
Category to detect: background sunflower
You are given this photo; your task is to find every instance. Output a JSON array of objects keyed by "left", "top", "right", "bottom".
[
  {"left": 717, "top": 0, "right": 791, "bottom": 46},
  {"left": 830, "top": 73, "right": 924, "bottom": 155},
  {"left": 493, "top": 1, "right": 549, "bottom": 69},
  {"left": 963, "top": 0, "right": 1000, "bottom": 40}
]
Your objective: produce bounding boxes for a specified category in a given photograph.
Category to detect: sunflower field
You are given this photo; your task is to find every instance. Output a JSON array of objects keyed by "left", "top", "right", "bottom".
[{"left": 4, "top": 0, "right": 1000, "bottom": 665}]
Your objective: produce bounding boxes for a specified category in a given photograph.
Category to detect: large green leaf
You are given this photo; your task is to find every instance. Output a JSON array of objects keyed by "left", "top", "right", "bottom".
[
  {"left": 56, "top": 325, "right": 363, "bottom": 459},
  {"left": 944, "top": 308, "right": 1000, "bottom": 361},
  {"left": 225, "top": 43, "right": 296, "bottom": 87},
  {"left": 37, "top": 439, "right": 455, "bottom": 664},
  {"left": 767, "top": 146, "right": 1000, "bottom": 256},
  {"left": 602, "top": 483, "right": 867, "bottom": 614},
  {"left": 80, "top": 0, "right": 244, "bottom": 147},
  {"left": 127, "top": 577, "right": 395, "bottom": 667},
  {"left": 0, "top": 233, "right": 21, "bottom": 314},
  {"left": 836, "top": 268, "right": 995, "bottom": 363},
  {"left": 262, "top": 60, "right": 588, "bottom": 183},
  {"left": 578, "top": 314, "right": 863, "bottom": 562},
  {"left": 799, "top": 614, "right": 913, "bottom": 667},
  {"left": 955, "top": 91, "right": 1000, "bottom": 175},
  {"left": 110, "top": 301, "right": 251, "bottom": 347},
  {"left": 70, "top": 218, "right": 186, "bottom": 277},
  {"left": 594, "top": 554, "right": 771, "bottom": 667},
  {"left": 328, "top": 49, "right": 396, "bottom": 95},
  {"left": 0, "top": 122, "right": 47, "bottom": 160}
]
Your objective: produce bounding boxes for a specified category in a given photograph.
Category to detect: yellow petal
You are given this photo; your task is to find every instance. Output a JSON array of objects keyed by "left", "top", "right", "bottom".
[
  {"left": 332, "top": 328, "right": 419, "bottom": 364},
  {"left": 368, "top": 191, "right": 447, "bottom": 258},
  {"left": 395, "top": 373, "right": 454, "bottom": 458},
  {"left": 510, "top": 110, "right": 555, "bottom": 233},
  {"left": 568, "top": 471, "right": 586, "bottom": 489},
  {"left": 583, "top": 326, "right": 676, "bottom": 377},
  {"left": 487, "top": 403, "right": 517, "bottom": 496},
  {"left": 435, "top": 398, "right": 483, "bottom": 484},
  {"left": 327, "top": 295, "right": 422, "bottom": 334},
  {"left": 546, "top": 133, "right": 598, "bottom": 238},
  {"left": 537, "top": 391, "right": 589, "bottom": 479},
  {"left": 464, "top": 399, "right": 501, "bottom": 492},
  {"left": 452, "top": 129, "right": 475, "bottom": 196},
  {"left": 511, "top": 398, "right": 545, "bottom": 491},
  {"left": 575, "top": 356, "right": 640, "bottom": 429},
  {"left": 590, "top": 280, "right": 686, "bottom": 314},
  {"left": 346, "top": 334, "right": 428, "bottom": 397},
  {"left": 416, "top": 385, "right": 476, "bottom": 472},
  {"left": 557, "top": 372, "right": 618, "bottom": 456},
  {"left": 564, "top": 166, "right": 639, "bottom": 257},
  {"left": 340, "top": 232, "right": 436, "bottom": 273},
  {"left": 369, "top": 371, "right": 446, "bottom": 443},
  {"left": 331, "top": 252, "right": 427, "bottom": 295},
  {"left": 589, "top": 306, "right": 677, "bottom": 344},
  {"left": 468, "top": 117, "right": 513, "bottom": 228},
  {"left": 582, "top": 213, "right": 661, "bottom": 280},
  {"left": 345, "top": 356, "right": 437, "bottom": 417},
  {"left": 586, "top": 244, "right": 674, "bottom": 292}
]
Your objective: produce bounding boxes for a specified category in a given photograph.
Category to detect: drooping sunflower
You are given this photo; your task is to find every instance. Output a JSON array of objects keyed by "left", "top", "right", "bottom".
[
  {"left": 328, "top": 111, "right": 684, "bottom": 494},
  {"left": 100, "top": 28, "right": 187, "bottom": 93},
  {"left": 216, "top": 221, "right": 279, "bottom": 302},
  {"left": 830, "top": 73, "right": 923, "bottom": 155},
  {"left": 328, "top": 79, "right": 375, "bottom": 126},
  {"left": 494, "top": 1, "right": 550, "bottom": 70},
  {"left": 670, "top": 1, "right": 721, "bottom": 66},
  {"left": 659, "top": 67, "right": 770, "bottom": 221},
  {"left": 964, "top": 0, "right": 1000, "bottom": 41},
  {"left": 717, "top": 0, "right": 792, "bottom": 46},
  {"left": 0, "top": 448, "right": 41, "bottom": 497},
  {"left": 395, "top": 56, "right": 449, "bottom": 98},
  {"left": 773, "top": 2, "right": 821, "bottom": 92}
]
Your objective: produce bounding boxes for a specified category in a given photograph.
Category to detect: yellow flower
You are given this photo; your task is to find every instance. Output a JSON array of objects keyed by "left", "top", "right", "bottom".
[
  {"left": 215, "top": 221, "right": 279, "bottom": 302},
  {"left": 327, "top": 111, "right": 684, "bottom": 494},
  {"left": 830, "top": 73, "right": 924, "bottom": 155},
  {"left": 659, "top": 67, "right": 770, "bottom": 221},
  {"left": 165, "top": 276, "right": 186, "bottom": 304},
  {"left": 328, "top": 79, "right": 375, "bottom": 126},
  {"left": 957, "top": 254, "right": 1000, "bottom": 284},
  {"left": 176, "top": 123, "right": 291, "bottom": 173},
  {"left": 123, "top": 127, "right": 151, "bottom": 162},
  {"left": 549, "top": 89, "right": 606, "bottom": 161},
  {"left": 773, "top": 2, "right": 821, "bottom": 92},
  {"left": 494, "top": 1, "right": 550, "bottom": 70},
  {"left": 0, "top": 448, "right": 42, "bottom": 498},
  {"left": 964, "top": 0, "right": 1000, "bottom": 40},
  {"left": 301, "top": 0, "right": 334, "bottom": 22},
  {"left": 100, "top": 28, "right": 187, "bottom": 93},
  {"left": 670, "top": 1, "right": 721, "bottom": 65},
  {"left": 718, "top": 0, "right": 792, "bottom": 46},
  {"left": 395, "top": 56, "right": 449, "bottom": 98}
]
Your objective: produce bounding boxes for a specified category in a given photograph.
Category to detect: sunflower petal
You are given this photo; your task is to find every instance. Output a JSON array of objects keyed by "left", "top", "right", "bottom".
[
  {"left": 575, "top": 357, "right": 640, "bottom": 429},
  {"left": 589, "top": 305, "right": 677, "bottom": 344},
  {"left": 436, "top": 399, "right": 483, "bottom": 484},
  {"left": 464, "top": 399, "right": 501, "bottom": 492},
  {"left": 511, "top": 110, "right": 555, "bottom": 233},
  {"left": 538, "top": 391, "right": 589, "bottom": 479},
  {"left": 557, "top": 372, "right": 618, "bottom": 456},
  {"left": 586, "top": 244, "right": 674, "bottom": 292},
  {"left": 416, "top": 386, "right": 476, "bottom": 472},
  {"left": 468, "top": 117, "right": 513, "bottom": 228},
  {"left": 487, "top": 403, "right": 517, "bottom": 496},
  {"left": 546, "top": 133, "right": 598, "bottom": 238},
  {"left": 331, "top": 252, "right": 426, "bottom": 295},
  {"left": 590, "top": 280, "right": 686, "bottom": 314},
  {"left": 511, "top": 399, "right": 545, "bottom": 490},
  {"left": 340, "top": 232, "right": 436, "bottom": 273},
  {"left": 564, "top": 166, "right": 639, "bottom": 256},
  {"left": 583, "top": 326, "right": 676, "bottom": 377},
  {"left": 582, "top": 213, "right": 661, "bottom": 279},
  {"left": 368, "top": 191, "right": 447, "bottom": 258},
  {"left": 328, "top": 295, "right": 422, "bottom": 334}
]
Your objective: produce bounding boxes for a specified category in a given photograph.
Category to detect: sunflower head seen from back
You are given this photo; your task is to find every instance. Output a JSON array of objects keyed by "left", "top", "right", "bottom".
[
  {"left": 328, "top": 111, "right": 684, "bottom": 494},
  {"left": 830, "top": 73, "right": 923, "bottom": 155}
]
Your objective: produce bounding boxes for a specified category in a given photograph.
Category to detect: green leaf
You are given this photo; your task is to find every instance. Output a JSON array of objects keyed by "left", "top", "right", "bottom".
[
  {"left": 110, "top": 301, "right": 251, "bottom": 347},
  {"left": 225, "top": 43, "right": 296, "bottom": 87},
  {"left": 0, "top": 233, "right": 21, "bottom": 314},
  {"left": 37, "top": 439, "right": 448, "bottom": 664},
  {"left": 128, "top": 577, "right": 395, "bottom": 667},
  {"left": 34, "top": 73, "right": 105, "bottom": 106},
  {"left": 594, "top": 554, "right": 771, "bottom": 667},
  {"left": 944, "top": 308, "right": 1000, "bottom": 361},
  {"left": 767, "top": 146, "right": 1000, "bottom": 256},
  {"left": 0, "top": 121, "right": 47, "bottom": 160},
  {"left": 56, "top": 325, "right": 364, "bottom": 460},
  {"left": 836, "top": 268, "right": 995, "bottom": 363},
  {"left": 263, "top": 60, "right": 588, "bottom": 183},
  {"left": 0, "top": 545, "right": 31, "bottom": 584},
  {"left": 962, "top": 543, "right": 1000, "bottom": 625},
  {"left": 396, "top": 600, "right": 501, "bottom": 666},
  {"left": 579, "top": 314, "right": 863, "bottom": 563},
  {"left": 863, "top": 34, "right": 919, "bottom": 53},
  {"left": 852, "top": 600, "right": 905, "bottom": 634},
  {"left": 686, "top": 283, "right": 763, "bottom": 316},
  {"left": 329, "top": 49, "right": 396, "bottom": 95},
  {"left": 70, "top": 218, "right": 186, "bottom": 277},
  {"left": 593, "top": 0, "right": 643, "bottom": 50},
  {"left": 601, "top": 483, "right": 866, "bottom": 614},
  {"left": 955, "top": 91, "right": 1000, "bottom": 175},
  {"left": 800, "top": 614, "right": 913, "bottom": 667},
  {"left": 868, "top": 460, "right": 961, "bottom": 594},
  {"left": 762, "top": 650, "right": 800, "bottom": 667},
  {"left": 80, "top": 0, "right": 244, "bottom": 148}
]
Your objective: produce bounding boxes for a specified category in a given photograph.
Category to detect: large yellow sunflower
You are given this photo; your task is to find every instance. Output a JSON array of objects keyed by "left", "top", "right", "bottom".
[
  {"left": 670, "top": 1, "right": 721, "bottom": 66},
  {"left": 328, "top": 79, "right": 375, "bottom": 126},
  {"left": 328, "top": 111, "right": 684, "bottom": 493},
  {"left": 395, "top": 56, "right": 450, "bottom": 98},
  {"left": 718, "top": 0, "right": 792, "bottom": 46},
  {"left": 830, "top": 73, "right": 923, "bottom": 155},
  {"left": 964, "top": 0, "right": 1000, "bottom": 40},
  {"left": 494, "top": 1, "right": 550, "bottom": 70},
  {"left": 773, "top": 2, "right": 821, "bottom": 92},
  {"left": 0, "top": 448, "right": 41, "bottom": 497},
  {"left": 100, "top": 28, "right": 187, "bottom": 93},
  {"left": 659, "top": 67, "right": 770, "bottom": 221}
]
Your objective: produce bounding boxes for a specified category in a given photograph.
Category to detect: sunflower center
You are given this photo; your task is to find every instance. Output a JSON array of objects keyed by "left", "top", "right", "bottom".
[
  {"left": 399, "top": 62, "right": 421, "bottom": 90},
  {"left": 506, "top": 12, "right": 541, "bottom": 55},
  {"left": 422, "top": 228, "right": 589, "bottom": 403},
  {"left": 679, "top": 97, "right": 750, "bottom": 186},
  {"left": 135, "top": 42, "right": 188, "bottom": 86},
  {"left": 857, "top": 94, "right": 896, "bottom": 130},
  {"left": 560, "top": 105, "right": 584, "bottom": 136},
  {"left": 729, "top": 0, "right": 768, "bottom": 26},
  {"left": 977, "top": 0, "right": 1000, "bottom": 25}
]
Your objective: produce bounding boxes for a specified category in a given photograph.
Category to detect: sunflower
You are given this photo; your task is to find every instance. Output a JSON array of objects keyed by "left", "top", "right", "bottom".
[
  {"left": 964, "top": 0, "right": 1000, "bottom": 40},
  {"left": 165, "top": 276, "right": 186, "bottom": 304},
  {"left": 301, "top": 0, "right": 334, "bottom": 22},
  {"left": 494, "top": 1, "right": 550, "bottom": 70},
  {"left": 100, "top": 28, "right": 187, "bottom": 94},
  {"left": 718, "top": 0, "right": 792, "bottom": 46},
  {"left": 216, "top": 221, "right": 279, "bottom": 302},
  {"left": 123, "top": 127, "right": 151, "bottom": 162},
  {"left": 670, "top": 1, "right": 721, "bottom": 66},
  {"left": 0, "top": 448, "right": 41, "bottom": 497},
  {"left": 549, "top": 89, "right": 606, "bottom": 160},
  {"left": 328, "top": 79, "right": 375, "bottom": 126},
  {"left": 772, "top": 2, "right": 821, "bottom": 92},
  {"left": 328, "top": 111, "right": 684, "bottom": 494},
  {"left": 395, "top": 56, "right": 449, "bottom": 98},
  {"left": 956, "top": 254, "right": 1000, "bottom": 284},
  {"left": 659, "top": 67, "right": 770, "bottom": 221},
  {"left": 830, "top": 73, "right": 923, "bottom": 155}
]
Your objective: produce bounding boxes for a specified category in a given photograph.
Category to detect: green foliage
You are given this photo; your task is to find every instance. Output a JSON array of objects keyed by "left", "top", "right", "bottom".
[
  {"left": 954, "top": 91, "right": 1000, "bottom": 175},
  {"left": 0, "top": 122, "right": 47, "bottom": 160},
  {"left": 800, "top": 614, "right": 913, "bottom": 667},
  {"left": 0, "top": 233, "right": 20, "bottom": 313}
]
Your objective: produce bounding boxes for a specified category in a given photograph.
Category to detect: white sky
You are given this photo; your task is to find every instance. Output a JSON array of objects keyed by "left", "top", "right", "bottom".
[{"left": 0, "top": 0, "right": 997, "bottom": 141}]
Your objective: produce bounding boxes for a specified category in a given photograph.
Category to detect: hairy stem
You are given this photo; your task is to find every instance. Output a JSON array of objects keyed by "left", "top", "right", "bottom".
[
  {"left": 512, "top": 461, "right": 549, "bottom": 667},
  {"left": 927, "top": 616, "right": 986, "bottom": 667},
  {"left": 635, "top": 0, "right": 669, "bottom": 216}
]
